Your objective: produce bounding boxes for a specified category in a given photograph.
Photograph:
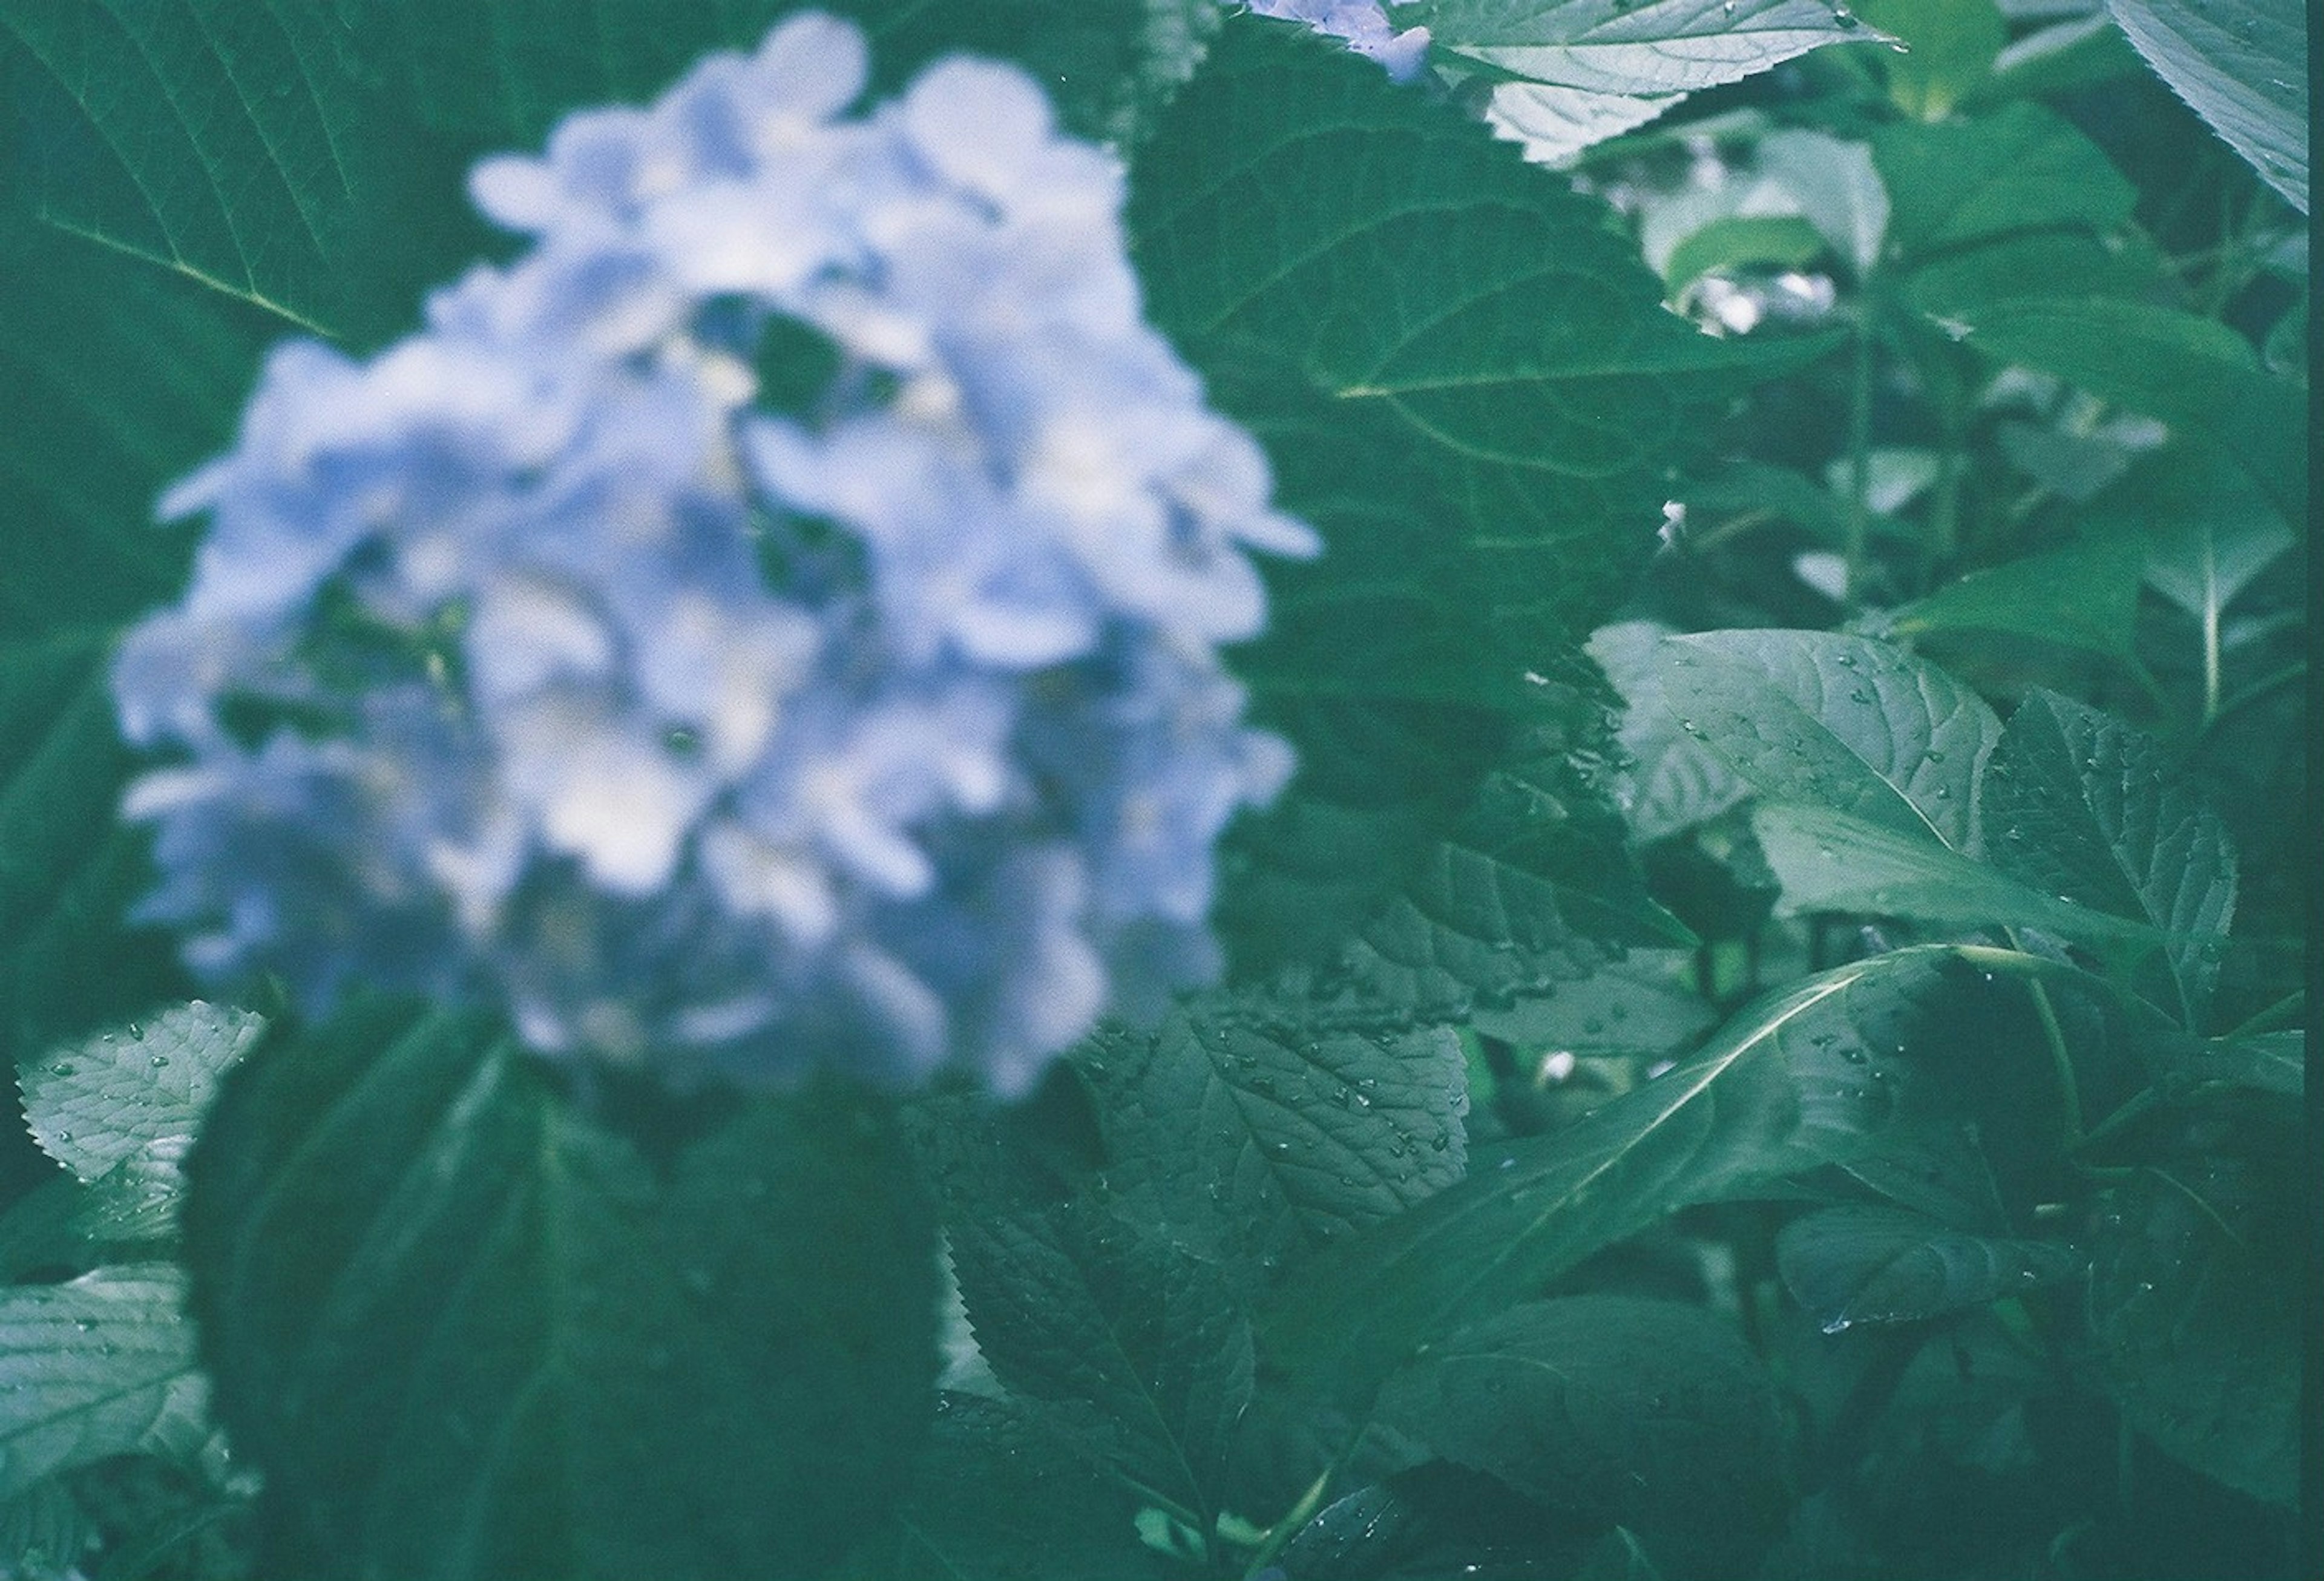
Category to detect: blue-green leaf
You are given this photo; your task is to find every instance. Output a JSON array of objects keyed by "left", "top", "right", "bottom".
[
  {"left": 1082, "top": 997, "right": 1469, "bottom": 1294},
  {"left": 1374, "top": 1297, "right": 1789, "bottom": 1571},
  {"left": 2105, "top": 0, "right": 2307, "bottom": 211},
  {"left": 1, "top": 0, "right": 462, "bottom": 342},
  {"left": 1653, "top": 630, "right": 2002, "bottom": 854},
  {"left": 1405, "top": 0, "right": 1883, "bottom": 93},
  {"left": 0, "top": 1266, "right": 207, "bottom": 1501},
  {"left": 185, "top": 999, "right": 937, "bottom": 1580},
  {"left": 1951, "top": 297, "right": 2306, "bottom": 523},
  {"left": 1984, "top": 692, "right": 2237, "bottom": 1027},
  {"left": 1775, "top": 1204, "right": 2080, "bottom": 1331},
  {"left": 1261, "top": 948, "right": 2003, "bottom": 1405}
]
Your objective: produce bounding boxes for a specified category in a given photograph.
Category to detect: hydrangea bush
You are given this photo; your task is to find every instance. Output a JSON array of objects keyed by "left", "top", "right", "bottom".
[
  {"left": 0, "top": 2, "right": 2303, "bottom": 1579},
  {"left": 111, "top": 13, "right": 1314, "bottom": 1092}
]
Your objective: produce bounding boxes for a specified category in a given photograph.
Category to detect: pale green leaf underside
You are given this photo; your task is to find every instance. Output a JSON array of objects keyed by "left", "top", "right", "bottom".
[
  {"left": 1408, "top": 0, "right": 1883, "bottom": 93},
  {"left": 21, "top": 1003, "right": 264, "bottom": 1185},
  {"left": 2105, "top": 0, "right": 2307, "bottom": 212},
  {"left": 0, "top": 1266, "right": 208, "bottom": 1501}
]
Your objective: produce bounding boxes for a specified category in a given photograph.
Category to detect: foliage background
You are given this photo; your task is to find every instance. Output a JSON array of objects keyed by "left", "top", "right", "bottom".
[{"left": 0, "top": 1, "right": 2308, "bottom": 1578}]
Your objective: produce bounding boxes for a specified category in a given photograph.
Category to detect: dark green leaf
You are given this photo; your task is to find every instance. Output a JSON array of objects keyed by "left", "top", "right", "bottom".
[
  {"left": 1590, "top": 621, "right": 1742, "bottom": 843},
  {"left": 1134, "top": 25, "right": 1819, "bottom": 972},
  {"left": 1374, "top": 1297, "right": 1789, "bottom": 1571},
  {"left": 0, "top": 1266, "right": 206, "bottom": 1501},
  {"left": 337, "top": 0, "right": 1217, "bottom": 149},
  {"left": 2084, "top": 1119, "right": 2300, "bottom": 1506},
  {"left": 1653, "top": 629, "right": 2002, "bottom": 853},
  {"left": 19, "top": 1002, "right": 263, "bottom": 1187},
  {"left": 2176, "top": 1028, "right": 2302, "bottom": 1097},
  {"left": 1952, "top": 297, "right": 2306, "bottom": 522},
  {"left": 1852, "top": 0, "right": 2005, "bottom": 119},
  {"left": 1984, "top": 692, "right": 2237, "bottom": 1026},
  {"left": 1749, "top": 802, "right": 2156, "bottom": 946},
  {"left": 2104, "top": 0, "right": 2306, "bottom": 211},
  {"left": 1083, "top": 995, "right": 1468, "bottom": 1296},
  {"left": 1871, "top": 101, "right": 2138, "bottom": 258},
  {"left": 1575, "top": 1528, "right": 1667, "bottom": 1581},
  {"left": 1884, "top": 533, "right": 2147, "bottom": 663},
  {"left": 928, "top": 1096, "right": 1252, "bottom": 1528},
  {"left": 1662, "top": 214, "right": 1827, "bottom": 293},
  {"left": 0, "top": 1476, "right": 94, "bottom": 1581},
  {"left": 1274, "top": 1460, "right": 1583, "bottom": 1581},
  {"left": 881, "top": 1392, "right": 1175, "bottom": 1581},
  {"left": 185, "top": 999, "right": 937, "bottom": 1580},
  {"left": 1774, "top": 1205, "right": 2080, "bottom": 1331},
  {"left": 1405, "top": 0, "right": 1882, "bottom": 93},
  {"left": 1261, "top": 948, "right": 1996, "bottom": 1406},
  {"left": 1, "top": 0, "right": 464, "bottom": 342},
  {"left": 1341, "top": 705, "right": 1694, "bottom": 1011},
  {"left": 2087, "top": 444, "right": 2296, "bottom": 624},
  {"left": 1468, "top": 951, "right": 1715, "bottom": 1055}
]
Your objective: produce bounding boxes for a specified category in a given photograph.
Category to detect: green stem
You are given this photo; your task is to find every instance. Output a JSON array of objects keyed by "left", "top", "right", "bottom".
[
  {"left": 2200, "top": 592, "right": 2223, "bottom": 728},
  {"left": 1842, "top": 309, "right": 1876, "bottom": 612},
  {"left": 1241, "top": 1435, "right": 1364, "bottom": 1579}
]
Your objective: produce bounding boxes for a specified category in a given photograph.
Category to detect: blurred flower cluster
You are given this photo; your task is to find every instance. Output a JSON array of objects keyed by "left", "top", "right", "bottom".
[
  {"left": 1247, "top": 0, "right": 1431, "bottom": 80},
  {"left": 113, "top": 11, "right": 1315, "bottom": 1092}
]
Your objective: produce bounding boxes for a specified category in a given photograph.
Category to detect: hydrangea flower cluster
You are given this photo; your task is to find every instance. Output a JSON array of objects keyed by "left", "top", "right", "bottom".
[
  {"left": 113, "top": 12, "right": 1317, "bottom": 1093},
  {"left": 1246, "top": 0, "right": 1431, "bottom": 81}
]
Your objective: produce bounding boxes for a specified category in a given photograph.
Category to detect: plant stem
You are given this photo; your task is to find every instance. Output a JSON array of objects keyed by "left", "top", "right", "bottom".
[{"left": 1843, "top": 308, "right": 1876, "bottom": 612}]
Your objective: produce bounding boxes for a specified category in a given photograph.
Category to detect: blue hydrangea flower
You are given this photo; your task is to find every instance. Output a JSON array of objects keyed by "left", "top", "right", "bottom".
[
  {"left": 1246, "top": 0, "right": 1431, "bottom": 81},
  {"left": 114, "top": 11, "right": 1316, "bottom": 1093}
]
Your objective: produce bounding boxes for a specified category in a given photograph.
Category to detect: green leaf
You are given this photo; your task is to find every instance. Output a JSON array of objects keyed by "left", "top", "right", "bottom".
[
  {"left": 0, "top": 1266, "right": 207, "bottom": 1501},
  {"left": 337, "top": 0, "right": 1218, "bottom": 149},
  {"left": 1951, "top": 297, "right": 2306, "bottom": 523},
  {"left": 1748, "top": 802, "right": 2157, "bottom": 946},
  {"left": 1134, "top": 25, "right": 1822, "bottom": 972},
  {"left": 1754, "top": 128, "right": 1889, "bottom": 278},
  {"left": 1273, "top": 1461, "right": 1579, "bottom": 1581},
  {"left": 1260, "top": 948, "right": 1998, "bottom": 1406},
  {"left": 0, "top": 0, "right": 466, "bottom": 342},
  {"left": 1972, "top": 11, "right": 2148, "bottom": 105},
  {"left": 1137, "top": 22, "right": 1805, "bottom": 707},
  {"left": 881, "top": 1392, "right": 1175, "bottom": 1581},
  {"left": 1374, "top": 1297, "right": 1789, "bottom": 1571},
  {"left": 19, "top": 1003, "right": 263, "bottom": 1187},
  {"left": 1774, "top": 1204, "right": 2080, "bottom": 1331},
  {"left": 2104, "top": 0, "right": 2306, "bottom": 211},
  {"left": 1081, "top": 995, "right": 1469, "bottom": 1294},
  {"left": 1883, "top": 533, "right": 2147, "bottom": 663},
  {"left": 2084, "top": 1117, "right": 2300, "bottom": 1506},
  {"left": 1483, "top": 82, "right": 1683, "bottom": 168},
  {"left": 1592, "top": 622, "right": 1753, "bottom": 843},
  {"left": 1852, "top": 0, "right": 2006, "bottom": 119},
  {"left": 1576, "top": 1527, "right": 1667, "bottom": 1581},
  {"left": 1662, "top": 214, "right": 1828, "bottom": 293},
  {"left": 1468, "top": 950, "right": 1716, "bottom": 1055},
  {"left": 1871, "top": 100, "right": 2138, "bottom": 258},
  {"left": 1984, "top": 692, "right": 2237, "bottom": 1026},
  {"left": 1653, "top": 629, "right": 2003, "bottom": 853},
  {"left": 2089, "top": 445, "right": 2296, "bottom": 624},
  {"left": 1340, "top": 705, "right": 1695, "bottom": 1011},
  {"left": 1404, "top": 0, "right": 1883, "bottom": 93},
  {"left": 0, "top": 1476, "right": 94, "bottom": 1581},
  {"left": 184, "top": 998, "right": 937, "bottom": 1581},
  {"left": 927, "top": 1096, "right": 1252, "bottom": 1528}
]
